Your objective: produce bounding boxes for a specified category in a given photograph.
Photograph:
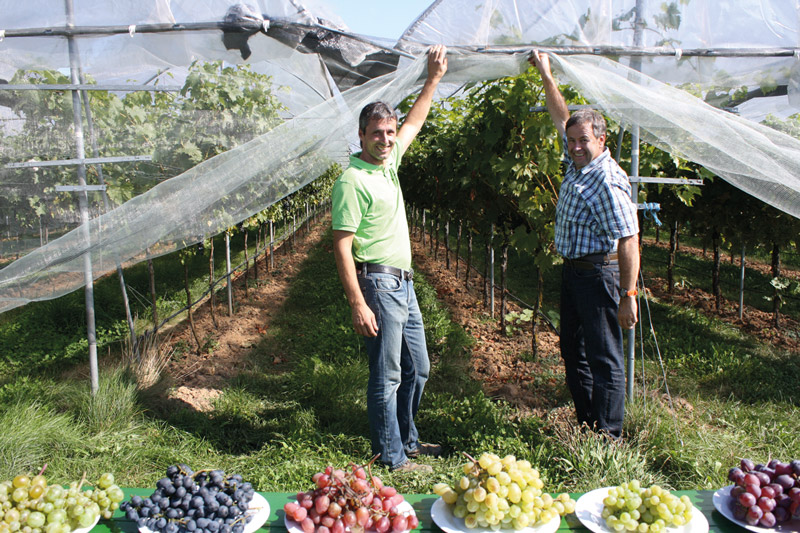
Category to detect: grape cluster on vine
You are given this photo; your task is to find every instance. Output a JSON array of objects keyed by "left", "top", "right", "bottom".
[
  {"left": 727, "top": 458, "right": 800, "bottom": 527},
  {"left": 601, "top": 481, "right": 694, "bottom": 533},
  {"left": 284, "top": 459, "right": 417, "bottom": 533},
  {"left": 120, "top": 465, "right": 255, "bottom": 533},
  {"left": 0, "top": 470, "right": 122, "bottom": 533},
  {"left": 433, "top": 452, "right": 575, "bottom": 530}
]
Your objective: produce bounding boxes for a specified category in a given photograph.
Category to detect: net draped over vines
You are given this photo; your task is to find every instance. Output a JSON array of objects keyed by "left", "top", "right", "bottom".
[{"left": 0, "top": 0, "right": 799, "bottom": 312}]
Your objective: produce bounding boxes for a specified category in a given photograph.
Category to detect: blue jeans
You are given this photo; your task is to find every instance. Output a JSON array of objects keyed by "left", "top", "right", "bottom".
[
  {"left": 358, "top": 272, "right": 429, "bottom": 469},
  {"left": 560, "top": 262, "right": 625, "bottom": 437}
]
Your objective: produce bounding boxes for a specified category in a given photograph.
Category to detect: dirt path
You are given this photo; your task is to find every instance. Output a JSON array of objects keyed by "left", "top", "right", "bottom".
[
  {"left": 163, "top": 220, "right": 330, "bottom": 411},
  {"left": 161, "top": 216, "right": 565, "bottom": 414},
  {"left": 641, "top": 237, "right": 800, "bottom": 352},
  {"left": 162, "top": 217, "right": 797, "bottom": 413}
]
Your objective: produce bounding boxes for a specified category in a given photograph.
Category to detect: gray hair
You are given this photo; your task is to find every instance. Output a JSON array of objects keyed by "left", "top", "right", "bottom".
[
  {"left": 359, "top": 101, "right": 398, "bottom": 132},
  {"left": 566, "top": 108, "right": 607, "bottom": 139}
]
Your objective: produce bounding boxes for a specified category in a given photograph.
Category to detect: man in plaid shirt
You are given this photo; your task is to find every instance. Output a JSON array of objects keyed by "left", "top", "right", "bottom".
[{"left": 530, "top": 51, "right": 640, "bottom": 438}]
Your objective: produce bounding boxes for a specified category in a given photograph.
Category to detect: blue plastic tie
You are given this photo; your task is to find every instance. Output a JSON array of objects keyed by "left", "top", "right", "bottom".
[{"left": 639, "top": 202, "right": 662, "bottom": 226}]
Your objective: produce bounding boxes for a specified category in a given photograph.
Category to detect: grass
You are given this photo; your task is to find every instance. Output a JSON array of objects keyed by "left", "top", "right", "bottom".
[{"left": 0, "top": 223, "right": 799, "bottom": 496}]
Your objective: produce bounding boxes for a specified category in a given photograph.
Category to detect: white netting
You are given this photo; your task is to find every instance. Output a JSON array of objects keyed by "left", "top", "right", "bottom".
[{"left": 1, "top": 0, "right": 799, "bottom": 313}]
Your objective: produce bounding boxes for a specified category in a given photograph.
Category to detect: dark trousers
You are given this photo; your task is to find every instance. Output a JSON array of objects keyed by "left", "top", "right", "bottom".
[{"left": 560, "top": 262, "right": 625, "bottom": 437}]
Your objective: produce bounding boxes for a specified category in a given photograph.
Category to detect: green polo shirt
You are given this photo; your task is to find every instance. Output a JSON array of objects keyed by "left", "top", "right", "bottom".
[{"left": 331, "top": 141, "right": 411, "bottom": 271}]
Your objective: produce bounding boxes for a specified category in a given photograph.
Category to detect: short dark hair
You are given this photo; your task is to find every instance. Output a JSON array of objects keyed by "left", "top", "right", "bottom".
[
  {"left": 359, "top": 101, "right": 397, "bottom": 132},
  {"left": 566, "top": 109, "right": 607, "bottom": 139}
]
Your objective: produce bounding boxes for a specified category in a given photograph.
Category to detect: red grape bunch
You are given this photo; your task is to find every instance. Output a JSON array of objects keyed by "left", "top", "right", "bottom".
[
  {"left": 727, "top": 458, "right": 800, "bottom": 528},
  {"left": 283, "top": 461, "right": 418, "bottom": 533}
]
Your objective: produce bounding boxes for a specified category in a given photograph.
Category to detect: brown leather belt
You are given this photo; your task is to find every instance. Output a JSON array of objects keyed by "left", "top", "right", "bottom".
[
  {"left": 356, "top": 262, "right": 413, "bottom": 281},
  {"left": 564, "top": 252, "right": 618, "bottom": 270}
]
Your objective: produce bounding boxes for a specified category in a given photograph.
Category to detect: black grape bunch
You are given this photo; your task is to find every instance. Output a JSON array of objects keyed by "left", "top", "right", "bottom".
[{"left": 120, "top": 465, "right": 256, "bottom": 533}]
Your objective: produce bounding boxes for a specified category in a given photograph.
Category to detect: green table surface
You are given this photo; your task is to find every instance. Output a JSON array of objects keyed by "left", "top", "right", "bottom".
[{"left": 89, "top": 489, "right": 746, "bottom": 533}]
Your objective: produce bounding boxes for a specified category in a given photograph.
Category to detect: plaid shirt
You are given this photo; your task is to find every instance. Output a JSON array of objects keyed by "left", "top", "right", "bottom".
[{"left": 554, "top": 139, "right": 639, "bottom": 259}]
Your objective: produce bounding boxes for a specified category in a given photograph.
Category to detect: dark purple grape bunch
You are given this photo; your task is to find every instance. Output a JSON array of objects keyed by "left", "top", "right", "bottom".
[
  {"left": 120, "top": 465, "right": 256, "bottom": 533},
  {"left": 728, "top": 458, "right": 800, "bottom": 527}
]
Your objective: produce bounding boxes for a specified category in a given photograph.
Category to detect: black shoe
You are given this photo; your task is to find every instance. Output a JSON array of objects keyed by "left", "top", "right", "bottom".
[{"left": 406, "top": 442, "right": 442, "bottom": 458}]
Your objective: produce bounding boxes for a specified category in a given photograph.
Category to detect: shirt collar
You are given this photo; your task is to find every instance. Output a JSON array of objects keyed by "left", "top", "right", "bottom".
[{"left": 350, "top": 152, "right": 386, "bottom": 172}]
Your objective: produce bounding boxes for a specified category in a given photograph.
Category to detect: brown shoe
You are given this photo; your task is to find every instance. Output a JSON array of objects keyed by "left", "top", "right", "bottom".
[
  {"left": 392, "top": 461, "right": 433, "bottom": 473},
  {"left": 407, "top": 442, "right": 442, "bottom": 458}
]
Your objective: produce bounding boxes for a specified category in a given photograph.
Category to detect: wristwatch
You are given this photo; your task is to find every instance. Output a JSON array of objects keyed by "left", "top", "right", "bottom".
[{"left": 621, "top": 288, "right": 638, "bottom": 298}]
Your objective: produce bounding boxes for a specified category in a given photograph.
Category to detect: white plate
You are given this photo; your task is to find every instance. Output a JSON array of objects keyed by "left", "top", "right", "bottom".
[
  {"left": 575, "top": 487, "right": 709, "bottom": 533},
  {"left": 712, "top": 485, "right": 800, "bottom": 533},
  {"left": 72, "top": 514, "right": 100, "bottom": 533},
  {"left": 429, "top": 496, "right": 561, "bottom": 533},
  {"left": 138, "top": 492, "right": 270, "bottom": 533},
  {"left": 284, "top": 500, "right": 415, "bottom": 533}
]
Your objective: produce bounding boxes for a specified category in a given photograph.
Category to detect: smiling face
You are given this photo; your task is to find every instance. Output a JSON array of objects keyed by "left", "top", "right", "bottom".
[
  {"left": 358, "top": 117, "right": 397, "bottom": 166},
  {"left": 358, "top": 118, "right": 397, "bottom": 165},
  {"left": 566, "top": 121, "right": 606, "bottom": 169}
]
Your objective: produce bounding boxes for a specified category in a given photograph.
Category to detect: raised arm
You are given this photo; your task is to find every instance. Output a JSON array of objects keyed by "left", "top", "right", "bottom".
[
  {"left": 529, "top": 51, "right": 569, "bottom": 138},
  {"left": 396, "top": 44, "right": 448, "bottom": 153}
]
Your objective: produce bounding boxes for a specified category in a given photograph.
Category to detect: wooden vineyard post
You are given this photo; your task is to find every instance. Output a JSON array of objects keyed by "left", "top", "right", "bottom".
[
  {"left": 455, "top": 220, "right": 462, "bottom": 277},
  {"left": 712, "top": 229, "right": 721, "bottom": 312},
  {"left": 668, "top": 221, "right": 677, "bottom": 294},
  {"left": 466, "top": 232, "right": 472, "bottom": 289},
  {"left": 243, "top": 230, "right": 250, "bottom": 298},
  {"left": 254, "top": 225, "right": 260, "bottom": 286},
  {"left": 772, "top": 243, "right": 781, "bottom": 328},
  {"left": 532, "top": 266, "right": 543, "bottom": 360},
  {"left": 433, "top": 217, "right": 439, "bottom": 260},
  {"left": 209, "top": 238, "right": 218, "bottom": 328},
  {"left": 184, "top": 256, "right": 201, "bottom": 353},
  {"left": 500, "top": 242, "right": 508, "bottom": 330},
  {"left": 738, "top": 244, "right": 746, "bottom": 321},
  {"left": 148, "top": 253, "right": 158, "bottom": 333},
  {"left": 430, "top": 216, "right": 436, "bottom": 254},
  {"left": 269, "top": 220, "right": 274, "bottom": 272},
  {"left": 444, "top": 219, "right": 450, "bottom": 270},
  {"left": 225, "top": 230, "right": 233, "bottom": 316}
]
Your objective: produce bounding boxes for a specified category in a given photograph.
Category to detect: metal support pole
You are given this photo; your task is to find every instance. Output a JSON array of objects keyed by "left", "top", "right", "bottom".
[
  {"left": 66, "top": 0, "right": 98, "bottom": 394},
  {"left": 225, "top": 230, "right": 233, "bottom": 316},
  {"left": 269, "top": 220, "right": 274, "bottom": 270},
  {"left": 79, "top": 72, "right": 137, "bottom": 357},
  {"left": 626, "top": 0, "right": 646, "bottom": 401},
  {"left": 626, "top": 123, "right": 640, "bottom": 401},
  {"left": 739, "top": 244, "right": 746, "bottom": 320},
  {"left": 490, "top": 224, "right": 495, "bottom": 318}
]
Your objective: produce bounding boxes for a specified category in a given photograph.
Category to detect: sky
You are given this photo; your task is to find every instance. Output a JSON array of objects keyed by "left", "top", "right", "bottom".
[{"left": 319, "top": 0, "right": 435, "bottom": 40}]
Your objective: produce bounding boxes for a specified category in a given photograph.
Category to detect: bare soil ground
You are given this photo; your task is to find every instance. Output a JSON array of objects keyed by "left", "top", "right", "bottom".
[
  {"left": 161, "top": 220, "right": 798, "bottom": 414},
  {"left": 641, "top": 237, "right": 800, "bottom": 353}
]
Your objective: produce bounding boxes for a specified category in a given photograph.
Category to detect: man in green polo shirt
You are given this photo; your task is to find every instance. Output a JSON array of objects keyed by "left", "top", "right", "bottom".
[{"left": 331, "top": 45, "right": 447, "bottom": 473}]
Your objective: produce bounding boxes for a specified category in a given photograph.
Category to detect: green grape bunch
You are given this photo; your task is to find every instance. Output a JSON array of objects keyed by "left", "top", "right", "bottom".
[
  {"left": 602, "top": 481, "right": 694, "bottom": 533},
  {"left": 434, "top": 452, "right": 575, "bottom": 531},
  {"left": 0, "top": 470, "right": 123, "bottom": 533}
]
